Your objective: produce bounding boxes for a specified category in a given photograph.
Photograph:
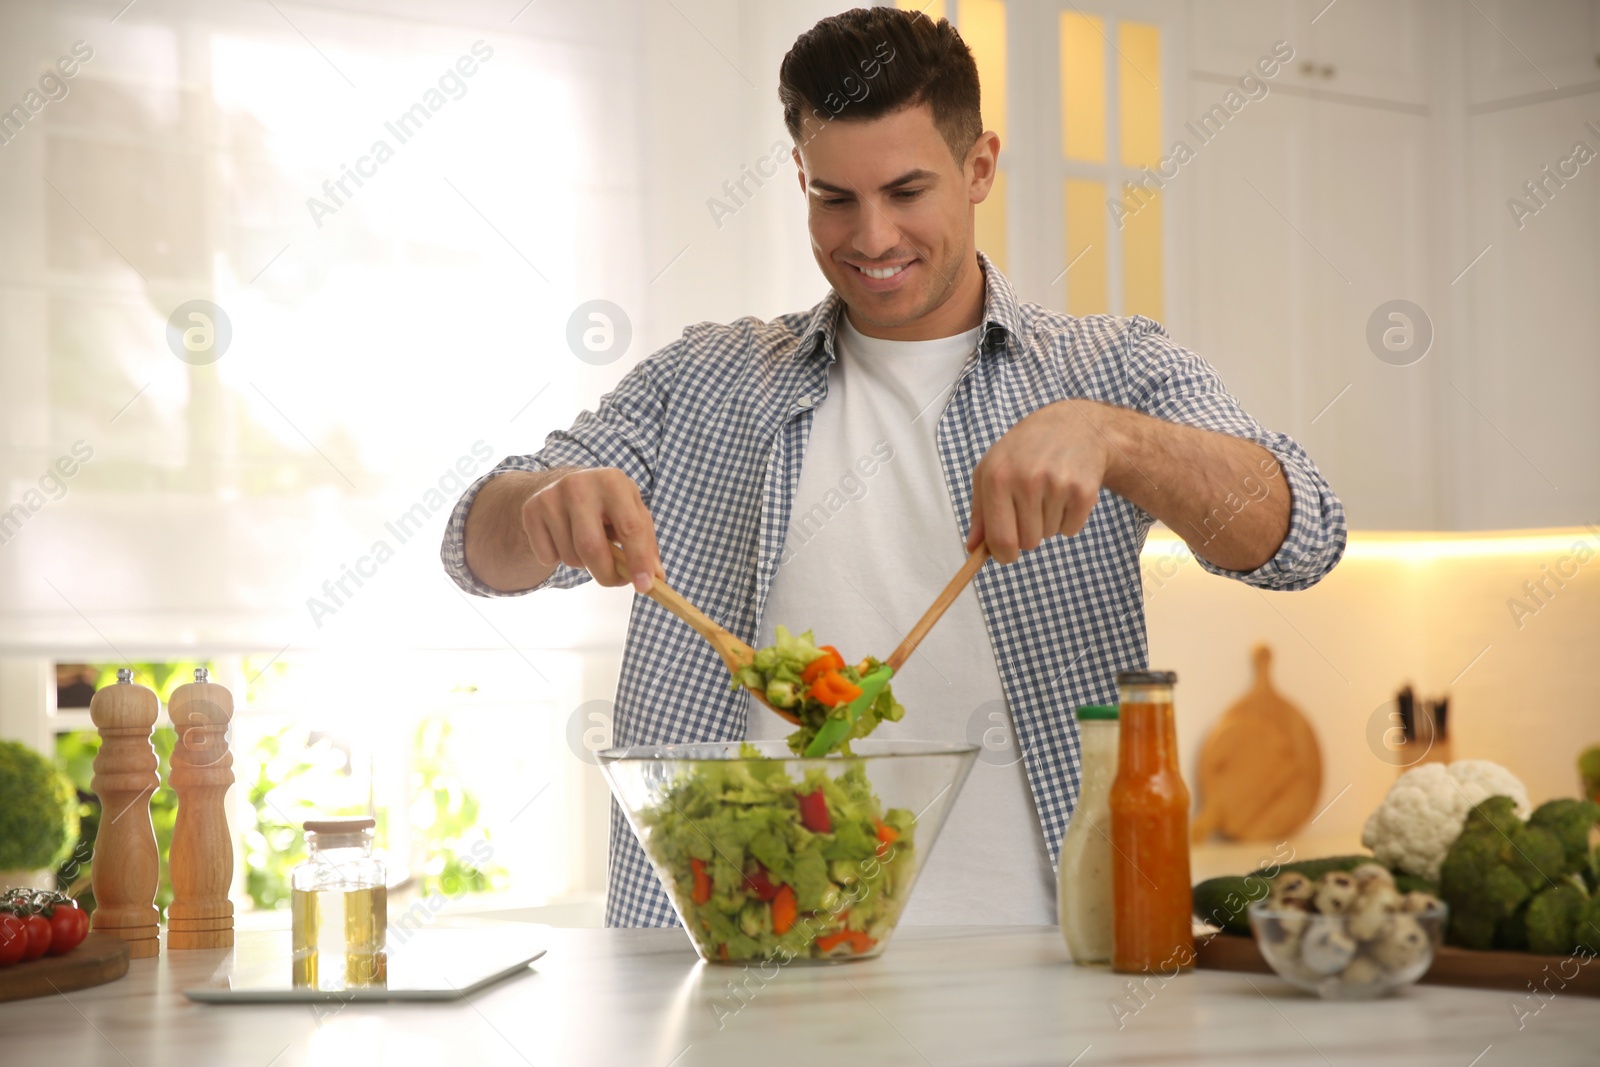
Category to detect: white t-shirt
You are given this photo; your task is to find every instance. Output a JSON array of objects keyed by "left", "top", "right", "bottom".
[{"left": 748, "top": 313, "right": 1058, "bottom": 925}]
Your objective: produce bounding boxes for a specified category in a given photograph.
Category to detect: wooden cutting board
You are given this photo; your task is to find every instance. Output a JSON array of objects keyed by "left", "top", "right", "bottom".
[
  {"left": 0, "top": 932, "right": 131, "bottom": 1002},
  {"left": 1196, "top": 930, "right": 1600, "bottom": 998},
  {"left": 1191, "top": 645, "right": 1322, "bottom": 842}
]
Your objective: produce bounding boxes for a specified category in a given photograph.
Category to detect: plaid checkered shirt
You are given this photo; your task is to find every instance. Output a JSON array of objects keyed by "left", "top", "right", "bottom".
[{"left": 441, "top": 254, "right": 1347, "bottom": 928}]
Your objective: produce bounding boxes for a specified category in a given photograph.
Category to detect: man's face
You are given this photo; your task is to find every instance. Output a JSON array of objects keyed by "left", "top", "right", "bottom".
[{"left": 794, "top": 102, "right": 998, "bottom": 339}]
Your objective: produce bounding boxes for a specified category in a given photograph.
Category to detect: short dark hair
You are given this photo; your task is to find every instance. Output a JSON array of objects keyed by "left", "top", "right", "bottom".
[{"left": 778, "top": 7, "right": 983, "bottom": 161}]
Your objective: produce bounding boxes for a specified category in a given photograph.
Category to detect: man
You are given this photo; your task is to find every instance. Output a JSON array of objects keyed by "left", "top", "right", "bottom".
[{"left": 442, "top": 8, "right": 1345, "bottom": 927}]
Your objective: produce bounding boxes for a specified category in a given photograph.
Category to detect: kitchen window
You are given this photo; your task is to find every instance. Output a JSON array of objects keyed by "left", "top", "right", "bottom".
[
  {"left": 895, "top": 0, "right": 1174, "bottom": 319},
  {"left": 0, "top": 3, "right": 632, "bottom": 921}
]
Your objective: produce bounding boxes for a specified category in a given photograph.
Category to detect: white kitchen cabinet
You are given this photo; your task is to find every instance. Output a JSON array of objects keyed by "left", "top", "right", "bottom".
[
  {"left": 1302, "top": 0, "right": 1432, "bottom": 106},
  {"left": 1466, "top": 0, "right": 1600, "bottom": 106},
  {"left": 1027, "top": 0, "right": 1594, "bottom": 529},
  {"left": 1188, "top": 0, "right": 1431, "bottom": 107},
  {"left": 1181, "top": 0, "right": 1600, "bottom": 530},
  {"left": 1451, "top": 91, "right": 1600, "bottom": 529},
  {"left": 1187, "top": 0, "right": 1300, "bottom": 77},
  {"left": 1297, "top": 100, "right": 1440, "bottom": 529},
  {"left": 1181, "top": 83, "right": 1438, "bottom": 528}
]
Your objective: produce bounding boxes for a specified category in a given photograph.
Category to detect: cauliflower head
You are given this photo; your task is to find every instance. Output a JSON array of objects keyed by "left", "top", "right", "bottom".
[{"left": 1360, "top": 760, "right": 1530, "bottom": 881}]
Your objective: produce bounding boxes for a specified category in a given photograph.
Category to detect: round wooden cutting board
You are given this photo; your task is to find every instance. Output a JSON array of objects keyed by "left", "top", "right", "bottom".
[
  {"left": 0, "top": 932, "right": 131, "bottom": 1002},
  {"left": 1191, "top": 645, "right": 1322, "bottom": 842}
]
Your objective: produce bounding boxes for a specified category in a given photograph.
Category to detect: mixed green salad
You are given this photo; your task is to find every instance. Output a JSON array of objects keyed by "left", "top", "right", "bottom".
[
  {"left": 733, "top": 626, "right": 905, "bottom": 756},
  {"left": 640, "top": 745, "right": 917, "bottom": 962}
]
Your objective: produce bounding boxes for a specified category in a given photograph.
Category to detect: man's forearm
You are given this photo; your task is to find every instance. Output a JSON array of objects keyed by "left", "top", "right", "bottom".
[
  {"left": 1097, "top": 406, "right": 1290, "bottom": 572},
  {"left": 463, "top": 467, "right": 579, "bottom": 593}
]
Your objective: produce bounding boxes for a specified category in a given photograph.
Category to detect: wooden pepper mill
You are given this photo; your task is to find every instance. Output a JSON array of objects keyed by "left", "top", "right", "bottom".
[
  {"left": 165, "top": 667, "right": 235, "bottom": 950},
  {"left": 89, "top": 669, "right": 161, "bottom": 959}
]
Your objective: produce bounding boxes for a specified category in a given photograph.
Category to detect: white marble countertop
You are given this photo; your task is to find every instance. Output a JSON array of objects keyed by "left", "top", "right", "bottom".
[{"left": 0, "top": 924, "right": 1593, "bottom": 1066}]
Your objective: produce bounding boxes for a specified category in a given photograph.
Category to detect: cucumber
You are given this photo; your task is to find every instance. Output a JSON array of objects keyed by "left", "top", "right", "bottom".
[
  {"left": 1193, "top": 855, "right": 1438, "bottom": 937},
  {"left": 1252, "top": 855, "right": 1436, "bottom": 896},
  {"left": 1248, "top": 854, "right": 1373, "bottom": 882},
  {"left": 1393, "top": 873, "right": 1438, "bottom": 896},
  {"left": 1192, "top": 874, "right": 1276, "bottom": 937}
]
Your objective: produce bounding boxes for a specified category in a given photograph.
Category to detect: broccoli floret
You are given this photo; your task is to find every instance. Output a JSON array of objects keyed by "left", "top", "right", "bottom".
[
  {"left": 1528, "top": 798, "right": 1600, "bottom": 874},
  {"left": 1441, "top": 832, "right": 1530, "bottom": 919},
  {"left": 1493, "top": 901, "right": 1529, "bottom": 951},
  {"left": 1579, "top": 746, "right": 1600, "bottom": 795},
  {"left": 1461, "top": 795, "right": 1524, "bottom": 838},
  {"left": 1508, "top": 826, "right": 1567, "bottom": 893},
  {"left": 1439, "top": 797, "right": 1574, "bottom": 949},
  {"left": 1448, "top": 908, "right": 1498, "bottom": 951},
  {"left": 1525, "top": 881, "right": 1588, "bottom": 956},
  {"left": 1575, "top": 893, "right": 1600, "bottom": 954}
]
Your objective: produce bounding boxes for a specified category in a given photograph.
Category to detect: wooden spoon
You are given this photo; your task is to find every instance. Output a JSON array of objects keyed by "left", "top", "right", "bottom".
[
  {"left": 885, "top": 544, "right": 990, "bottom": 672},
  {"left": 802, "top": 544, "right": 990, "bottom": 757},
  {"left": 609, "top": 545, "right": 800, "bottom": 725}
]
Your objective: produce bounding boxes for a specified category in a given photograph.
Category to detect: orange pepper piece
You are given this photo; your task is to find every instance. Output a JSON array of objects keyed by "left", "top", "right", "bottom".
[
  {"left": 816, "top": 929, "right": 877, "bottom": 954},
  {"left": 691, "top": 857, "right": 711, "bottom": 905},
  {"left": 809, "top": 670, "right": 863, "bottom": 708},
  {"left": 874, "top": 818, "right": 899, "bottom": 857},
  {"left": 772, "top": 885, "right": 797, "bottom": 935},
  {"left": 815, "top": 930, "right": 852, "bottom": 953},
  {"left": 800, "top": 646, "right": 846, "bottom": 685}
]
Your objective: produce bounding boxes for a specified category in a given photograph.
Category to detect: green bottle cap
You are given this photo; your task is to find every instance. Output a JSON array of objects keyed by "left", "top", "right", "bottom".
[{"left": 1074, "top": 704, "right": 1119, "bottom": 720}]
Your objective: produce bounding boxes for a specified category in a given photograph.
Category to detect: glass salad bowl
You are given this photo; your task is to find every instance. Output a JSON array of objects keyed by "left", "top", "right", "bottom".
[{"left": 598, "top": 739, "right": 977, "bottom": 964}]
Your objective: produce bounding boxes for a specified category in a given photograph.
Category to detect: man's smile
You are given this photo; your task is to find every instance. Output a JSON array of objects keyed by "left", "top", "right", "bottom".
[{"left": 846, "top": 258, "right": 917, "bottom": 291}]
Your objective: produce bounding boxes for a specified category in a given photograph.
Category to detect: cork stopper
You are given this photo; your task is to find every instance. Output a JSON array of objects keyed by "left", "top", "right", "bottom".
[{"left": 89, "top": 670, "right": 159, "bottom": 729}]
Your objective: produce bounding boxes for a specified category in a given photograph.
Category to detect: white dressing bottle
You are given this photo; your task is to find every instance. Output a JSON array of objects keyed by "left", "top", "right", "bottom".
[{"left": 1058, "top": 704, "right": 1119, "bottom": 963}]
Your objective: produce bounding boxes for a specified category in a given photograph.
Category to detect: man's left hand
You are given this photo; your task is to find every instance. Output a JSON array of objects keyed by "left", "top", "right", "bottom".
[{"left": 965, "top": 399, "right": 1118, "bottom": 564}]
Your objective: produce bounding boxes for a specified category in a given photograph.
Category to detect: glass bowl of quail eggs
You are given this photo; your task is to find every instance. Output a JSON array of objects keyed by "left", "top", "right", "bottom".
[{"left": 1248, "top": 863, "right": 1447, "bottom": 1000}]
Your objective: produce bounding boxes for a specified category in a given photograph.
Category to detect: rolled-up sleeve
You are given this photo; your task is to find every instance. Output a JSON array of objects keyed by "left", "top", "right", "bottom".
[
  {"left": 440, "top": 343, "right": 678, "bottom": 598},
  {"left": 1126, "top": 318, "right": 1347, "bottom": 591}
]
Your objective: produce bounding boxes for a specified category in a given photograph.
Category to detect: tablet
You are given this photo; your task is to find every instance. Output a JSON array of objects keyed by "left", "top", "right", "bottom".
[{"left": 183, "top": 924, "right": 546, "bottom": 1003}]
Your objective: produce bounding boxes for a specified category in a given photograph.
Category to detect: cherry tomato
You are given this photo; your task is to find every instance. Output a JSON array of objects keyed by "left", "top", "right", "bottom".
[
  {"left": 47, "top": 903, "right": 88, "bottom": 956},
  {"left": 0, "top": 914, "right": 26, "bottom": 966},
  {"left": 20, "top": 914, "right": 51, "bottom": 960}
]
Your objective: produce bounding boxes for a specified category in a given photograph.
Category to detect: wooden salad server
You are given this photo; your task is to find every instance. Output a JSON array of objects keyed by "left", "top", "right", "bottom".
[
  {"left": 610, "top": 544, "right": 800, "bottom": 725},
  {"left": 802, "top": 544, "right": 991, "bottom": 757}
]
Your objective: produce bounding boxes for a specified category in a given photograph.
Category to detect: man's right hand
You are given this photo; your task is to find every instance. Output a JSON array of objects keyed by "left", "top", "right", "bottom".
[
  {"left": 463, "top": 466, "right": 665, "bottom": 594},
  {"left": 522, "top": 468, "right": 665, "bottom": 593}
]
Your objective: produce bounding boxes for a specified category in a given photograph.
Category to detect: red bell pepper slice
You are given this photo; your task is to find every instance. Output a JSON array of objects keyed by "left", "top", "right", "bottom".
[
  {"left": 743, "top": 862, "right": 781, "bottom": 902},
  {"left": 798, "top": 788, "right": 831, "bottom": 833}
]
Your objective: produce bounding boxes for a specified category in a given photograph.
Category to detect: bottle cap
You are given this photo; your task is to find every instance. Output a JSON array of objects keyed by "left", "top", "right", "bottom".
[
  {"left": 1074, "top": 704, "right": 1119, "bottom": 720},
  {"left": 1116, "top": 670, "right": 1177, "bottom": 687}
]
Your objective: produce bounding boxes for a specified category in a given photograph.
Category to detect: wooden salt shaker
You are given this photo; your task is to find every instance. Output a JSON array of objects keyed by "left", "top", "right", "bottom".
[
  {"left": 89, "top": 669, "right": 161, "bottom": 958},
  {"left": 165, "top": 668, "right": 235, "bottom": 950}
]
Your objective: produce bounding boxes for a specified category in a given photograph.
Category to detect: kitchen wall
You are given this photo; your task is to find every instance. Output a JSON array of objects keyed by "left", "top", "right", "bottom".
[{"left": 1146, "top": 527, "right": 1600, "bottom": 850}]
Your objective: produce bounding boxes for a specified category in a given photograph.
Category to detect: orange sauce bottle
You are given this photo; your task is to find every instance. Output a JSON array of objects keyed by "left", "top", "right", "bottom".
[{"left": 1109, "top": 670, "right": 1194, "bottom": 975}]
